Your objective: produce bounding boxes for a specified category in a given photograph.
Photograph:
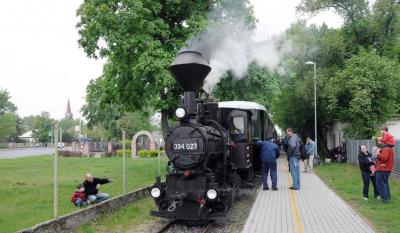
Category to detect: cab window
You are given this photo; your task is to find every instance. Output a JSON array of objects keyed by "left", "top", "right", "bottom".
[{"left": 231, "top": 116, "right": 245, "bottom": 134}]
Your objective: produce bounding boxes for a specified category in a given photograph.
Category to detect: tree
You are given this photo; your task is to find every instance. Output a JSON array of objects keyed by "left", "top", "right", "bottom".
[
  {"left": 76, "top": 0, "right": 212, "bottom": 135},
  {"left": 116, "top": 111, "right": 157, "bottom": 138},
  {"left": 0, "top": 113, "right": 17, "bottom": 141},
  {"left": 31, "top": 112, "right": 54, "bottom": 143},
  {"left": 0, "top": 89, "right": 17, "bottom": 114},
  {"left": 214, "top": 64, "right": 280, "bottom": 110},
  {"left": 77, "top": 0, "right": 256, "bottom": 136},
  {"left": 59, "top": 118, "right": 80, "bottom": 142},
  {"left": 325, "top": 50, "right": 400, "bottom": 139}
]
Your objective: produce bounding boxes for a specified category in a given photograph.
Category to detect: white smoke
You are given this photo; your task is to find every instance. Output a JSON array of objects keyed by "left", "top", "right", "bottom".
[{"left": 185, "top": 5, "right": 292, "bottom": 91}]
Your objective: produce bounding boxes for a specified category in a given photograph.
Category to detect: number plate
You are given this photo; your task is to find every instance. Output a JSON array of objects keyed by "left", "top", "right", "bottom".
[{"left": 171, "top": 139, "right": 199, "bottom": 152}]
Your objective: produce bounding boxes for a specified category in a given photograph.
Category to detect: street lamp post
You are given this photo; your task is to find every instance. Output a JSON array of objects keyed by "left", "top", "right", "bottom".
[{"left": 306, "top": 61, "right": 318, "bottom": 157}]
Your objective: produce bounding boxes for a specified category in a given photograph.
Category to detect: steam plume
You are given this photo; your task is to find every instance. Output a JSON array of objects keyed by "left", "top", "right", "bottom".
[{"left": 185, "top": 4, "right": 292, "bottom": 91}]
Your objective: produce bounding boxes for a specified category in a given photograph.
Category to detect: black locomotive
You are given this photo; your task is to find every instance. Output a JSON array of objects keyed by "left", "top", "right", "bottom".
[{"left": 150, "top": 51, "right": 276, "bottom": 220}]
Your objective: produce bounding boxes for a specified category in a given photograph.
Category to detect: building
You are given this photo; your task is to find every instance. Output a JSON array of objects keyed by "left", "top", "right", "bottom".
[
  {"left": 65, "top": 99, "right": 73, "bottom": 119},
  {"left": 326, "top": 118, "right": 400, "bottom": 149}
]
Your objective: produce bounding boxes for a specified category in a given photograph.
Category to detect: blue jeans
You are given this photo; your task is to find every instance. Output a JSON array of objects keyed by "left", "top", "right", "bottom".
[
  {"left": 74, "top": 198, "right": 87, "bottom": 207},
  {"left": 261, "top": 161, "right": 277, "bottom": 189},
  {"left": 376, "top": 171, "right": 391, "bottom": 201},
  {"left": 289, "top": 157, "right": 300, "bottom": 189},
  {"left": 361, "top": 170, "right": 379, "bottom": 198},
  {"left": 88, "top": 192, "right": 110, "bottom": 203}
]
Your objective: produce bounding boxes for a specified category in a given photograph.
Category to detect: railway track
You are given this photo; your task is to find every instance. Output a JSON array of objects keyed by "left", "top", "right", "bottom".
[{"left": 156, "top": 220, "right": 214, "bottom": 233}]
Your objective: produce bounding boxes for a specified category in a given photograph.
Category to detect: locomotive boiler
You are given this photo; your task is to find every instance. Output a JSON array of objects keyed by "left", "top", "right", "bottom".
[{"left": 150, "top": 51, "right": 276, "bottom": 220}]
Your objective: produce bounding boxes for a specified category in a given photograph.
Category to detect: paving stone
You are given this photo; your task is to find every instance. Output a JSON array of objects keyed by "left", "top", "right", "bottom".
[{"left": 242, "top": 157, "right": 375, "bottom": 233}]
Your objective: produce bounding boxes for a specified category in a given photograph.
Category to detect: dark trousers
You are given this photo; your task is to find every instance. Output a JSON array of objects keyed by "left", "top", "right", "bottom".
[
  {"left": 262, "top": 161, "right": 277, "bottom": 189},
  {"left": 376, "top": 171, "right": 391, "bottom": 201},
  {"left": 361, "top": 170, "right": 379, "bottom": 198}
]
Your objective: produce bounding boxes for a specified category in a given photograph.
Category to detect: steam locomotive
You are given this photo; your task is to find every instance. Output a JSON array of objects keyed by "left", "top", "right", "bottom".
[{"left": 150, "top": 51, "right": 276, "bottom": 220}]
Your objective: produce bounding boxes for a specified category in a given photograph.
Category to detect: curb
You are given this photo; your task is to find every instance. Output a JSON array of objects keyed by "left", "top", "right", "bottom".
[{"left": 17, "top": 185, "right": 152, "bottom": 233}]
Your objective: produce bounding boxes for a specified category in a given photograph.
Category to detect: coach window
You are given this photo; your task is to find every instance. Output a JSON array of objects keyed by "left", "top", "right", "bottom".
[{"left": 231, "top": 116, "right": 245, "bottom": 134}]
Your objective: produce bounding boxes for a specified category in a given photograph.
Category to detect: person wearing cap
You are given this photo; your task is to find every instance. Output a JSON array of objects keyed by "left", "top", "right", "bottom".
[{"left": 254, "top": 138, "right": 280, "bottom": 191}]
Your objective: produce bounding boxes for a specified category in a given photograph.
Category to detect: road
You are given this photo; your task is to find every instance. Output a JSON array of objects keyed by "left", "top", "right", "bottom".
[{"left": 0, "top": 147, "right": 53, "bottom": 159}]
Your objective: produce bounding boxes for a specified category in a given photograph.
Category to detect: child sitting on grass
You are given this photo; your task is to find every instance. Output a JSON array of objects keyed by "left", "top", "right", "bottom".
[{"left": 70, "top": 184, "right": 89, "bottom": 207}]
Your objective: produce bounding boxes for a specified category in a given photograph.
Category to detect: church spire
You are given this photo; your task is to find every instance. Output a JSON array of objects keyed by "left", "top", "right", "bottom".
[{"left": 65, "top": 99, "right": 73, "bottom": 119}]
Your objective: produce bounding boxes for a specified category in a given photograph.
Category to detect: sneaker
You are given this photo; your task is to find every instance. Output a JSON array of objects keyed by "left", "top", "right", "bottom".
[
  {"left": 263, "top": 187, "right": 269, "bottom": 191},
  {"left": 363, "top": 197, "right": 368, "bottom": 201},
  {"left": 272, "top": 187, "right": 278, "bottom": 191},
  {"left": 289, "top": 187, "right": 299, "bottom": 190},
  {"left": 376, "top": 196, "right": 381, "bottom": 200}
]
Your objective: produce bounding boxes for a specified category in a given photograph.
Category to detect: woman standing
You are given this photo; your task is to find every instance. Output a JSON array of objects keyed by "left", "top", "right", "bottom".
[{"left": 358, "top": 145, "right": 379, "bottom": 200}]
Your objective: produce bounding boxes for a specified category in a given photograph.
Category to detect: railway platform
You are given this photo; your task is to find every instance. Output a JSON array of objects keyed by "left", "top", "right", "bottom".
[{"left": 242, "top": 157, "right": 375, "bottom": 233}]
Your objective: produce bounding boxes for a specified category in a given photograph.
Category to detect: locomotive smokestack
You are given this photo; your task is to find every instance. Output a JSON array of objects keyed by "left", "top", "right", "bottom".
[
  {"left": 169, "top": 51, "right": 211, "bottom": 92},
  {"left": 169, "top": 51, "right": 211, "bottom": 120}
]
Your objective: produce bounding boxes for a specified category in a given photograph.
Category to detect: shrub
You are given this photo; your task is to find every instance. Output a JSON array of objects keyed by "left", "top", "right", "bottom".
[
  {"left": 116, "top": 149, "right": 132, "bottom": 157},
  {"left": 138, "top": 149, "right": 164, "bottom": 158},
  {"left": 118, "top": 140, "right": 131, "bottom": 150}
]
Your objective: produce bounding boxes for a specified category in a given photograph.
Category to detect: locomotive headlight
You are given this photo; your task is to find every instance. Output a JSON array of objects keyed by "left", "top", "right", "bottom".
[
  {"left": 150, "top": 187, "right": 161, "bottom": 198},
  {"left": 175, "top": 107, "right": 186, "bottom": 119},
  {"left": 206, "top": 189, "right": 218, "bottom": 200}
]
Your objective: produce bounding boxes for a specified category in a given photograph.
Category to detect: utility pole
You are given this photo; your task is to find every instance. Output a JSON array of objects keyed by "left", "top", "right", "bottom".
[
  {"left": 122, "top": 130, "right": 126, "bottom": 194},
  {"left": 306, "top": 61, "right": 318, "bottom": 157},
  {"left": 53, "top": 124, "right": 59, "bottom": 218}
]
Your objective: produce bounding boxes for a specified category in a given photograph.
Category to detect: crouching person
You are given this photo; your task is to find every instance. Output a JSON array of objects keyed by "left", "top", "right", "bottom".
[
  {"left": 70, "top": 184, "right": 88, "bottom": 207},
  {"left": 83, "top": 173, "right": 112, "bottom": 203}
]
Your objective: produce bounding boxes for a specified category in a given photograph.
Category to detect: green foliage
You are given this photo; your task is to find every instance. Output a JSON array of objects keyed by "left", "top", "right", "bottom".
[
  {"left": 325, "top": 50, "right": 400, "bottom": 139},
  {"left": 0, "top": 89, "right": 17, "bottom": 114},
  {"left": 77, "top": 0, "right": 212, "bottom": 134},
  {"left": 59, "top": 118, "right": 80, "bottom": 142},
  {"left": 116, "top": 149, "right": 132, "bottom": 157},
  {"left": 138, "top": 149, "right": 162, "bottom": 158},
  {"left": 77, "top": 0, "right": 257, "bottom": 135},
  {"left": 214, "top": 64, "right": 280, "bottom": 110},
  {"left": 273, "top": 2, "right": 400, "bottom": 145},
  {"left": 116, "top": 112, "right": 158, "bottom": 138},
  {"left": 30, "top": 112, "right": 54, "bottom": 143},
  {"left": 0, "top": 113, "right": 17, "bottom": 141}
]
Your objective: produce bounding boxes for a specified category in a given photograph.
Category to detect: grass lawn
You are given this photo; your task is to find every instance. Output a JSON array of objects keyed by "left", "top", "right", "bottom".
[
  {"left": 77, "top": 197, "right": 159, "bottom": 233},
  {"left": 315, "top": 163, "right": 400, "bottom": 233},
  {"left": 0, "top": 155, "right": 167, "bottom": 233}
]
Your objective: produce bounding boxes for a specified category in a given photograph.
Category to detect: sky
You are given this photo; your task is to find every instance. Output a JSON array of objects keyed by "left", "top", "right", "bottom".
[{"left": 0, "top": 0, "right": 343, "bottom": 120}]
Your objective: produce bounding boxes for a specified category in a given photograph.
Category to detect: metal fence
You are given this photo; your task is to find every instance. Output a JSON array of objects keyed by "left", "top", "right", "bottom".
[{"left": 346, "top": 139, "right": 400, "bottom": 174}]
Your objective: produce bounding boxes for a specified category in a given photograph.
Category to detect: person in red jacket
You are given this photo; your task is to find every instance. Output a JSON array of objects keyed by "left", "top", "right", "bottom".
[
  {"left": 376, "top": 126, "right": 395, "bottom": 202},
  {"left": 70, "top": 184, "right": 88, "bottom": 207}
]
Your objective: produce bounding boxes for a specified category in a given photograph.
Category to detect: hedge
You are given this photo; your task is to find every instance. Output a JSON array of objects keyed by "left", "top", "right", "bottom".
[
  {"left": 116, "top": 149, "right": 132, "bottom": 157},
  {"left": 138, "top": 149, "right": 164, "bottom": 158}
]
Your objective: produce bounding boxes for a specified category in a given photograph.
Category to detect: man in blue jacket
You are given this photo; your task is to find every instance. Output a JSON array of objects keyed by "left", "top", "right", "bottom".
[{"left": 254, "top": 138, "right": 280, "bottom": 191}]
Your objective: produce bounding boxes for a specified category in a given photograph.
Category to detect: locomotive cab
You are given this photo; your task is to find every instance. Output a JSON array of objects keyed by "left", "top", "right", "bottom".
[{"left": 218, "top": 101, "right": 273, "bottom": 187}]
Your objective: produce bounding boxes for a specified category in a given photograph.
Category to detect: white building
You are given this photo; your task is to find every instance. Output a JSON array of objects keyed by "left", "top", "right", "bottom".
[
  {"left": 326, "top": 118, "right": 400, "bottom": 149},
  {"left": 18, "top": 130, "right": 35, "bottom": 142}
]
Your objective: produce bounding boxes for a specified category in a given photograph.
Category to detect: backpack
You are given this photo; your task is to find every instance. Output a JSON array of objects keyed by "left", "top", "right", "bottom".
[{"left": 299, "top": 139, "right": 308, "bottom": 160}]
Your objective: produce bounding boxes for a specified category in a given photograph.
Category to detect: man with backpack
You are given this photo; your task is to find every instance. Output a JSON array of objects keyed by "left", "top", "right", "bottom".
[{"left": 286, "top": 128, "right": 302, "bottom": 190}]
